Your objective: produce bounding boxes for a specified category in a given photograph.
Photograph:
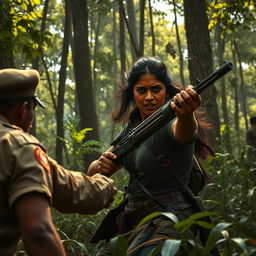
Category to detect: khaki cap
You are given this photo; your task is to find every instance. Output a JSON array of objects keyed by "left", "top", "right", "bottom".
[{"left": 0, "top": 68, "right": 45, "bottom": 108}]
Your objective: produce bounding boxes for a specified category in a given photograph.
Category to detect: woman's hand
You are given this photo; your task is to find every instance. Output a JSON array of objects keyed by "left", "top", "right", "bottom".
[
  {"left": 88, "top": 146, "right": 119, "bottom": 177},
  {"left": 170, "top": 85, "right": 201, "bottom": 117}
]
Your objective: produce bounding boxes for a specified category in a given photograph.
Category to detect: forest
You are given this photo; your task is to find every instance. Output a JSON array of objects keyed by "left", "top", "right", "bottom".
[{"left": 1, "top": 0, "right": 256, "bottom": 255}]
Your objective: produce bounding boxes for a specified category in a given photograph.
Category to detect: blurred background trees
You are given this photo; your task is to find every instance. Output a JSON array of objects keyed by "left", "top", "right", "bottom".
[
  {"left": 1, "top": 0, "right": 256, "bottom": 254},
  {"left": 1, "top": 0, "right": 255, "bottom": 163}
]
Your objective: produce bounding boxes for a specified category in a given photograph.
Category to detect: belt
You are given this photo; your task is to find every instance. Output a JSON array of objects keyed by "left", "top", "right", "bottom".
[{"left": 127, "top": 191, "right": 191, "bottom": 212}]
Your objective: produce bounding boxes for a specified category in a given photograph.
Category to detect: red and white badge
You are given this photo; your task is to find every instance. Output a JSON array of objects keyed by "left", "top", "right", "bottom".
[{"left": 34, "top": 147, "right": 51, "bottom": 173}]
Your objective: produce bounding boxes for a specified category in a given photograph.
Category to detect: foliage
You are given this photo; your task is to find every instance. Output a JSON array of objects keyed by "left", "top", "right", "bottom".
[
  {"left": 108, "top": 146, "right": 256, "bottom": 255},
  {"left": 202, "top": 146, "right": 256, "bottom": 226},
  {"left": 0, "top": 0, "right": 52, "bottom": 60},
  {"left": 63, "top": 116, "right": 102, "bottom": 171},
  {"left": 208, "top": 0, "right": 256, "bottom": 31}
]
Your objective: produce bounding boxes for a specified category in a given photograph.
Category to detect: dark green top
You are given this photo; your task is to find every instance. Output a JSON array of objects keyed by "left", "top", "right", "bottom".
[{"left": 117, "top": 119, "right": 195, "bottom": 202}]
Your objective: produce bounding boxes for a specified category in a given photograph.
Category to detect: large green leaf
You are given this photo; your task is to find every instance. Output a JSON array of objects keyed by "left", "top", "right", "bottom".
[
  {"left": 161, "top": 239, "right": 181, "bottom": 256},
  {"left": 204, "top": 222, "right": 232, "bottom": 254},
  {"left": 136, "top": 211, "right": 179, "bottom": 228}
]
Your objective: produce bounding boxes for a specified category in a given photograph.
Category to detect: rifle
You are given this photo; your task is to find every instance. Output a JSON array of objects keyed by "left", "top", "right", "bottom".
[{"left": 112, "top": 61, "right": 233, "bottom": 160}]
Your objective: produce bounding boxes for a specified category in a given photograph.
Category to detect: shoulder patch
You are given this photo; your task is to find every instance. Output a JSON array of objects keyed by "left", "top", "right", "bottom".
[{"left": 34, "top": 147, "right": 51, "bottom": 173}]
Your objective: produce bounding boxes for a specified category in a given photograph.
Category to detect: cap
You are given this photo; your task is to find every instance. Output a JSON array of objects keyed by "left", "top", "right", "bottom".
[{"left": 0, "top": 68, "right": 45, "bottom": 108}]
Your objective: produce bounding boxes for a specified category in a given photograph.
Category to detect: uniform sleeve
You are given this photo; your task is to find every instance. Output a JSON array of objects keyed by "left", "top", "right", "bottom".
[
  {"left": 48, "top": 157, "right": 115, "bottom": 214},
  {"left": 8, "top": 132, "right": 115, "bottom": 215},
  {"left": 8, "top": 143, "right": 53, "bottom": 209}
]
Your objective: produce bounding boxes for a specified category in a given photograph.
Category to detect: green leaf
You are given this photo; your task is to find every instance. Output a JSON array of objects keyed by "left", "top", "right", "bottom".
[
  {"left": 174, "top": 212, "right": 216, "bottom": 232},
  {"left": 202, "top": 199, "right": 223, "bottom": 207},
  {"left": 230, "top": 238, "right": 249, "bottom": 251},
  {"left": 136, "top": 212, "right": 162, "bottom": 227},
  {"left": 136, "top": 212, "right": 179, "bottom": 228},
  {"left": 160, "top": 212, "right": 179, "bottom": 223},
  {"left": 204, "top": 222, "right": 232, "bottom": 254},
  {"left": 194, "top": 220, "right": 213, "bottom": 229},
  {"left": 161, "top": 239, "right": 181, "bottom": 256},
  {"left": 188, "top": 212, "right": 217, "bottom": 221},
  {"left": 61, "top": 239, "right": 89, "bottom": 254},
  {"left": 110, "top": 236, "right": 128, "bottom": 256}
]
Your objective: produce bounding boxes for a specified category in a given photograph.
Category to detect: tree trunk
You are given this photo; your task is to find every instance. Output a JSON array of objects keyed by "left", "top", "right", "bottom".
[
  {"left": 118, "top": 0, "right": 139, "bottom": 58},
  {"left": 126, "top": 0, "right": 139, "bottom": 61},
  {"left": 118, "top": 0, "right": 126, "bottom": 85},
  {"left": 215, "top": 25, "right": 231, "bottom": 152},
  {"left": 55, "top": 0, "right": 71, "bottom": 165},
  {"left": 70, "top": 0, "right": 100, "bottom": 170},
  {"left": 148, "top": 0, "right": 156, "bottom": 56},
  {"left": 184, "top": 0, "right": 220, "bottom": 147},
  {"left": 233, "top": 40, "right": 249, "bottom": 130},
  {"left": 91, "top": 13, "right": 101, "bottom": 89},
  {"left": 111, "top": 0, "right": 118, "bottom": 141},
  {"left": 138, "top": 0, "right": 146, "bottom": 57},
  {"left": 0, "top": 0, "right": 15, "bottom": 68},
  {"left": 30, "top": 0, "right": 49, "bottom": 136},
  {"left": 173, "top": 0, "right": 185, "bottom": 86},
  {"left": 231, "top": 40, "right": 240, "bottom": 149}
]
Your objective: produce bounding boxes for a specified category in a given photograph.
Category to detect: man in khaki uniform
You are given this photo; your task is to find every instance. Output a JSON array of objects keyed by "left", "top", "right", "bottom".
[{"left": 0, "top": 69, "right": 117, "bottom": 256}]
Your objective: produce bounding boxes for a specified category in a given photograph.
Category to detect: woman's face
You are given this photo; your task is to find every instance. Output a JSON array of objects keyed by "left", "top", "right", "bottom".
[{"left": 133, "top": 73, "right": 168, "bottom": 121}]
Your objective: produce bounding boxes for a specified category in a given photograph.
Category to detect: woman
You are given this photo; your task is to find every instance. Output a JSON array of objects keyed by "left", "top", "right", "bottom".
[{"left": 89, "top": 57, "right": 213, "bottom": 255}]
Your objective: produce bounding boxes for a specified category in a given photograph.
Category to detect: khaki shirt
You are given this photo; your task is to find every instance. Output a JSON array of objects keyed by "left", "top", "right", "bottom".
[{"left": 0, "top": 115, "right": 114, "bottom": 256}]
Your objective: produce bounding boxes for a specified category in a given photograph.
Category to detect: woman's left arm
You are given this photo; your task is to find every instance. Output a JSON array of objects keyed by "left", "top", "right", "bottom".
[
  {"left": 170, "top": 86, "right": 201, "bottom": 143},
  {"left": 88, "top": 146, "right": 119, "bottom": 177}
]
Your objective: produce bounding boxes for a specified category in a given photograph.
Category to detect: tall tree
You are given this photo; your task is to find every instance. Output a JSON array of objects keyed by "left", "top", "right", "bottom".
[
  {"left": 184, "top": 0, "right": 220, "bottom": 146},
  {"left": 118, "top": 0, "right": 146, "bottom": 58},
  {"left": 231, "top": 40, "right": 240, "bottom": 149},
  {"left": 148, "top": 0, "right": 156, "bottom": 56},
  {"left": 215, "top": 25, "right": 231, "bottom": 152},
  {"left": 173, "top": 0, "right": 185, "bottom": 86},
  {"left": 138, "top": 0, "right": 146, "bottom": 57},
  {"left": 233, "top": 39, "right": 249, "bottom": 130},
  {"left": 126, "top": 0, "right": 139, "bottom": 61},
  {"left": 30, "top": 0, "right": 49, "bottom": 137},
  {"left": 118, "top": 0, "right": 126, "bottom": 85},
  {"left": 111, "top": 0, "right": 119, "bottom": 141},
  {"left": 70, "top": 0, "right": 100, "bottom": 169},
  {"left": 55, "top": 0, "right": 71, "bottom": 165}
]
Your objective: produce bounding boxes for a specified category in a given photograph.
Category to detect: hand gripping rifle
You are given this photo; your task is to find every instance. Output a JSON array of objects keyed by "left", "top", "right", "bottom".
[{"left": 111, "top": 61, "right": 233, "bottom": 161}]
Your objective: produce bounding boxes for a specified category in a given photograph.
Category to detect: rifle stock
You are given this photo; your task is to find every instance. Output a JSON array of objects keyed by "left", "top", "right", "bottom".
[{"left": 112, "top": 61, "right": 233, "bottom": 161}]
